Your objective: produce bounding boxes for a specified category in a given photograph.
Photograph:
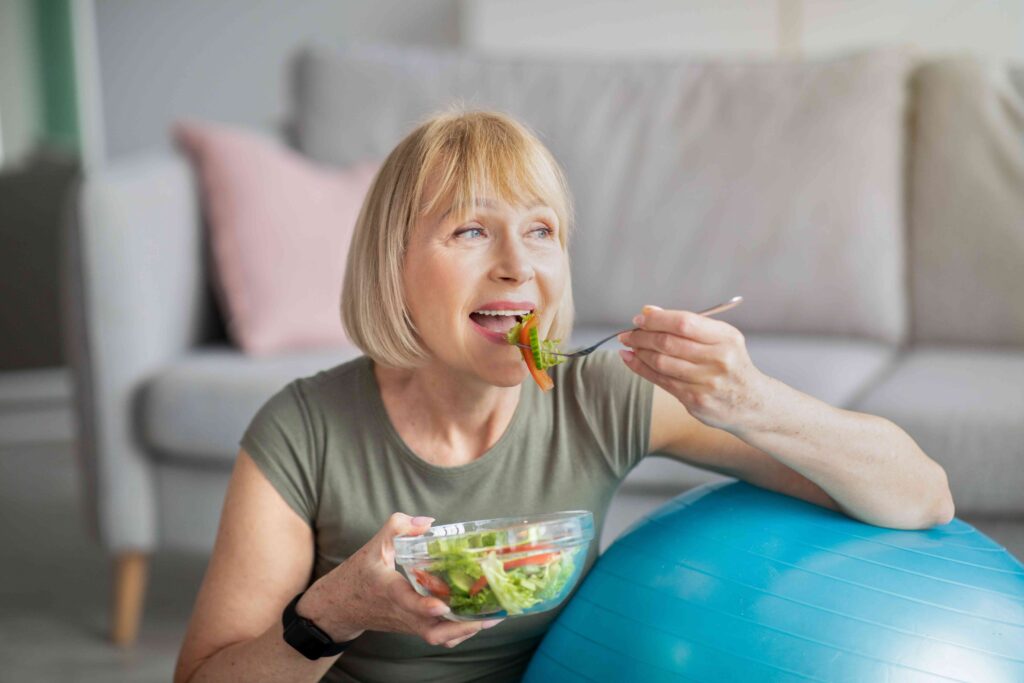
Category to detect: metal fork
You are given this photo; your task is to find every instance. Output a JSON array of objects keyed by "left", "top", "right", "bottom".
[{"left": 515, "top": 295, "right": 743, "bottom": 359}]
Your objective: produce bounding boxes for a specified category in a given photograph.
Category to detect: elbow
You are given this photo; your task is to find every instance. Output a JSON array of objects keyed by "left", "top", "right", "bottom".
[
  {"left": 174, "top": 651, "right": 210, "bottom": 683},
  {"left": 880, "top": 465, "right": 955, "bottom": 531},
  {"left": 919, "top": 465, "right": 956, "bottom": 529},
  {"left": 931, "top": 487, "right": 956, "bottom": 527}
]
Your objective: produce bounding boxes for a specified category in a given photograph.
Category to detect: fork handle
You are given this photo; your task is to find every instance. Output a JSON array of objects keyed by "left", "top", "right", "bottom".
[
  {"left": 579, "top": 296, "right": 744, "bottom": 352},
  {"left": 515, "top": 296, "right": 744, "bottom": 358}
]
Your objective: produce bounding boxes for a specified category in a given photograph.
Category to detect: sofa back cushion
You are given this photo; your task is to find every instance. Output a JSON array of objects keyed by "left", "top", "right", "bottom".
[
  {"left": 909, "top": 59, "right": 1024, "bottom": 346},
  {"left": 292, "top": 45, "right": 910, "bottom": 344}
]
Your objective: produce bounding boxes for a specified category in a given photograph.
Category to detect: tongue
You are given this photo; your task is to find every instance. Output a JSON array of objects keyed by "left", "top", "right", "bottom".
[{"left": 470, "top": 313, "right": 517, "bottom": 334}]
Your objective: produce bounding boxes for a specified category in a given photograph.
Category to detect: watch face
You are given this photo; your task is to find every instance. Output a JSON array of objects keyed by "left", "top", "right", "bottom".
[
  {"left": 284, "top": 618, "right": 330, "bottom": 659},
  {"left": 283, "top": 594, "right": 351, "bottom": 660}
]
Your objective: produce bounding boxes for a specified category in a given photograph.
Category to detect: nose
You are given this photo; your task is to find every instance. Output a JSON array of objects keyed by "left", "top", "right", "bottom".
[{"left": 491, "top": 235, "right": 535, "bottom": 284}]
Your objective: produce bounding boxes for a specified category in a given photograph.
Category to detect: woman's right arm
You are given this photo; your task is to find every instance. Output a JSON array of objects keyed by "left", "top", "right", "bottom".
[
  {"left": 175, "top": 450, "right": 501, "bottom": 683},
  {"left": 173, "top": 449, "right": 340, "bottom": 682}
]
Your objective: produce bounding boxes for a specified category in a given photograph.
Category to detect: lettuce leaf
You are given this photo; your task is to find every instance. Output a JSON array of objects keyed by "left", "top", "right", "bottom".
[
  {"left": 479, "top": 552, "right": 542, "bottom": 615},
  {"left": 506, "top": 313, "right": 568, "bottom": 371}
]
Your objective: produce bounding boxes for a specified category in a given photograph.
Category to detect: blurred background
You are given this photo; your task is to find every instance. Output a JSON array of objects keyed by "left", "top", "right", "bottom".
[{"left": 1, "top": 1, "right": 1022, "bottom": 681}]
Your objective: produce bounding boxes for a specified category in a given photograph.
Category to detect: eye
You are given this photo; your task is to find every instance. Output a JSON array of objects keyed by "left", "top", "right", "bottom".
[
  {"left": 531, "top": 225, "right": 555, "bottom": 239},
  {"left": 454, "top": 227, "right": 485, "bottom": 240}
]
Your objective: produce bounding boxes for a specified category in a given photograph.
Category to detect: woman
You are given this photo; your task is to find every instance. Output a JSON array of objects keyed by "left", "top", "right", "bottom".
[{"left": 174, "top": 111, "right": 954, "bottom": 683}]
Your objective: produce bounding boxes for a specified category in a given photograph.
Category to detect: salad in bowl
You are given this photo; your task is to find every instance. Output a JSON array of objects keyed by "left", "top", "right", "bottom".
[{"left": 394, "top": 510, "right": 594, "bottom": 621}]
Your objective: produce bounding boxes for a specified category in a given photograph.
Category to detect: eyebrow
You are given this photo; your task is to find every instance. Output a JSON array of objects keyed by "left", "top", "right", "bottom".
[{"left": 439, "top": 199, "right": 548, "bottom": 221}]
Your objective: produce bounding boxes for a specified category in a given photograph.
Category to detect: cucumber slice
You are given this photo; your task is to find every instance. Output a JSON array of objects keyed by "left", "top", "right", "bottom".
[
  {"left": 528, "top": 326, "right": 545, "bottom": 369},
  {"left": 448, "top": 569, "right": 474, "bottom": 594}
]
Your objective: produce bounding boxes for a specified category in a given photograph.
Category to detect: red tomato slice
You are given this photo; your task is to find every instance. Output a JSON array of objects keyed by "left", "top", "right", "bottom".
[
  {"left": 469, "top": 576, "right": 488, "bottom": 596},
  {"left": 503, "top": 552, "right": 561, "bottom": 571},
  {"left": 413, "top": 569, "right": 450, "bottom": 598},
  {"left": 518, "top": 316, "right": 554, "bottom": 392},
  {"left": 497, "top": 543, "right": 555, "bottom": 555}
]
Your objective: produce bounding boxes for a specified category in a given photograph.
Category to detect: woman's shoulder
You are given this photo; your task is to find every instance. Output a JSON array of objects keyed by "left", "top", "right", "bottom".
[
  {"left": 297, "top": 353, "right": 369, "bottom": 385},
  {"left": 289, "top": 353, "right": 371, "bottom": 401},
  {"left": 251, "top": 354, "right": 371, "bottom": 431}
]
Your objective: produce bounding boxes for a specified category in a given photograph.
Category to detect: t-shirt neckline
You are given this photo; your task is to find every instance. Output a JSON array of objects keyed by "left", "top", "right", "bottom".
[{"left": 361, "top": 357, "right": 532, "bottom": 478}]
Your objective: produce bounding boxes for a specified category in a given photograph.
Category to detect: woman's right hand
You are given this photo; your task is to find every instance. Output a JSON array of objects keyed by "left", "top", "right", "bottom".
[{"left": 296, "top": 513, "right": 503, "bottom": 649}]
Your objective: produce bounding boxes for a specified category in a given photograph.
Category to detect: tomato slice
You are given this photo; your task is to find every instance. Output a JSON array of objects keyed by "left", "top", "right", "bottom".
[
  {"left": 519, "top": 315, "right": 554, "bottom": 392},
  {"left": 413, "top": 569, "right": 450, "bottom": 598},
  {"left": 469, "top": 575, "right": 488, "bottom": 596},
  {"left": 496, "top": 543, "right": 555, "bottom": 555},
  {"left": 503, "top": 552, "right": 561, "bottom": 571}
]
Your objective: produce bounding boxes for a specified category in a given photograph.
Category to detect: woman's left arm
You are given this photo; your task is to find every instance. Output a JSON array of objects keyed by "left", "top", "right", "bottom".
[{"left": 619, "top": 305, "right": 955, "bottom": 530}]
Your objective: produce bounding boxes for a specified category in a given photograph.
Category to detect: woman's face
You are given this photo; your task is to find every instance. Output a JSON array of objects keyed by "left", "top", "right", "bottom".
[{"left": 402, "top": 182, "right": 567, "bottom": 387}]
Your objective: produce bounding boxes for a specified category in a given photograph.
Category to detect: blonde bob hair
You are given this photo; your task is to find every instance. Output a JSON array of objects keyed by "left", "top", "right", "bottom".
[{"left": 341, "top": 109, "right": 575, "bottom": 369}]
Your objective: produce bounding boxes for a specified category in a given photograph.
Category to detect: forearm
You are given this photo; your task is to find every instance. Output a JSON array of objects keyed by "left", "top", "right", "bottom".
[
  {"left": 182, "top": 621, "right": 339, "bottom": 683},
  {"left": 738, "top": 373, "right": 955, "bottom": 529}
]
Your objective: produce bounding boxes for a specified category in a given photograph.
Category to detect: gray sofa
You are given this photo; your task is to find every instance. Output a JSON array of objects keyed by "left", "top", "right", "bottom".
[{"left": 62, "top": 45, "right": 1024, "bottom": 644}]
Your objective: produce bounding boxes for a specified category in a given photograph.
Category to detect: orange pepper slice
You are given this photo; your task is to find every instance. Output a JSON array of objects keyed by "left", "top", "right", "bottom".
[{"left": 518, "top": 315, "right": 554, "bottom": 392}]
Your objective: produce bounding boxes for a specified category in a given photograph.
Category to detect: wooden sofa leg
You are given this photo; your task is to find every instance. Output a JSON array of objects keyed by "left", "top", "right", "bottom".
[{"left": 111, "top": 551, "right": 149, "bottom": 646}]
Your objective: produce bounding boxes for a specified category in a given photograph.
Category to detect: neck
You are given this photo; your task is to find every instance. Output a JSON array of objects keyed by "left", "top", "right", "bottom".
[{"left": 372, "top": 359, "right": 522, "bottom": 464}]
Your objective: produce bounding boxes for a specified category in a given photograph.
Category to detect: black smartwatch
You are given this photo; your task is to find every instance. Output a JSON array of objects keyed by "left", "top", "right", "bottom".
[{"left": 282, "top": 590, "right": 354, "bottom": 660}]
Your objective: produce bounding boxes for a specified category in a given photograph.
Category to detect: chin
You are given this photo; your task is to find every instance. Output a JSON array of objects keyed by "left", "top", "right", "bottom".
[{"left": 476, "top": 362, "right": 528, "bottom": 388}]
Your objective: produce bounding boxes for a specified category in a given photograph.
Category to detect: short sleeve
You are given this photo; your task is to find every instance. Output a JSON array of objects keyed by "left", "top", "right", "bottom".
[
  {"left": 559, "top": 349, "right": 655, "bottom": 479},
  {"left": 239, "top": 382, "right": 321, "bottom": 525}
]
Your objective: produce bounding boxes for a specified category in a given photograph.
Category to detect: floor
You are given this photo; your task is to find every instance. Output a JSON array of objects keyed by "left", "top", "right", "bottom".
[{"left": 1, "top": 370, "right": 1022, "bottom": 682}]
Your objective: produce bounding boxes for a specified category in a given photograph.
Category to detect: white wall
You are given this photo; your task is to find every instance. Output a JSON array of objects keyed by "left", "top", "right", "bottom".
[
  {"left": 0, "top": 0, "right": 40, "bottom": 167},
  {"left": 463, "top": 0, "right": 781, "bottom": 57},
  {"left": 93, "top": 0, "right": 459, "bottom": 161},
  {"left": 85, "top": 0, "right": 1024, "bottom": 163},
  {"left": 463, "top": 0, "right": 1024, "bottom": 61}
]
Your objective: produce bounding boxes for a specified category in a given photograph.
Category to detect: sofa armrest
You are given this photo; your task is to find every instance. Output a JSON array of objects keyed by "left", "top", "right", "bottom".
[{"left": 61, "top": 153, "right": 213, "bottom": 552}]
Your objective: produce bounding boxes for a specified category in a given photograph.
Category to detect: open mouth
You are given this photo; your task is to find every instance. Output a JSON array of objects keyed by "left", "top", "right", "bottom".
[{"left": 468, "top": 310, "right": 533, "bottom": 335}]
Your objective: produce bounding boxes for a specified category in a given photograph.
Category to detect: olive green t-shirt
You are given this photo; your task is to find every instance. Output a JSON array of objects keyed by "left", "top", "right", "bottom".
[{"left": 240, "top": 350, "right": 654, "bottom": 683}]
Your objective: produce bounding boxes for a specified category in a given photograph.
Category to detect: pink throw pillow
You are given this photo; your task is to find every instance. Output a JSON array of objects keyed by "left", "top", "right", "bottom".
[{"left": 174, "top": 120, "right": 378, "bottom": 356}]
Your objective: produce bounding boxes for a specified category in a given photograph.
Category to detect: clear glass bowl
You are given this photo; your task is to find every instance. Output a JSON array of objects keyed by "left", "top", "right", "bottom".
[{"left": 394, "top": 510, "right": 594, "bottom": 622}]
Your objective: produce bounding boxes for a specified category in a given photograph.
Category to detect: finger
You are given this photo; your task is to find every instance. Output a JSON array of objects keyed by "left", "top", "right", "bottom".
[
  {"left": 421, "top": 620, "right": 483, "bottom": 647},
  {"left": 387, "top": 573, "right": 451, "bottom": 618},
  {"left": 632, "top": 347, "right": 705, "bottom": 384},
  {"left": 376, "top": 512, "right": 435, "bottom": 562},
  {"left": 443, "top": 632, "right": 477, "bottom": 648},
  {"left": 620, "top": 348, "right": 703, "bottom": 397},
  {"left": 620, "top": 348, "right": 683, "bottom": 391},
  {"left": 635, "top": 305, "right": 734, "bottom": 344},
  {"left": 620, "top": 329, "right": 715, "bottom": 362},
  {"left": 442, "top": 616, "right": 503, "bottom": 647},
  {"left": 379, "top": 512, "right": 435, "bottom": 540}
]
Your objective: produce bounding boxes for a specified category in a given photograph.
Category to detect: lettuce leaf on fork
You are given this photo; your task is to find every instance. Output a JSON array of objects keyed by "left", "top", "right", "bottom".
[{"left": 505, "top": 313, "right": 568, "bottom": 372}]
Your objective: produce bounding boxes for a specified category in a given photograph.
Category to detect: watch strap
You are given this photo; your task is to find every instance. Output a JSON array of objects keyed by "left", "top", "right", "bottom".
[{"left": 282, "top": 590, "right": 353, "bottom": 659}]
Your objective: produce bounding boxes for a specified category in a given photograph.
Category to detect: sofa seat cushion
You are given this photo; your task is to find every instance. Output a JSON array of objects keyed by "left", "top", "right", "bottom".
[
  {"left": 141, "top": 344, "right": 363, "bottom": 463},
  {"left": 144, "top": 332, "right": 895, "bottom": 479},
  {"left": 849, "top": 347, "right": 1024, "bottom": 515},
  {"left": 571, "top": 327, "right": 898, "bottom": 495}
]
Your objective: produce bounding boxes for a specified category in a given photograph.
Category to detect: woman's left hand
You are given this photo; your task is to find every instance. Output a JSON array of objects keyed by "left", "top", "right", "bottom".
[{"left": 618, "top": 304, "right": 769, "bottom": 433}]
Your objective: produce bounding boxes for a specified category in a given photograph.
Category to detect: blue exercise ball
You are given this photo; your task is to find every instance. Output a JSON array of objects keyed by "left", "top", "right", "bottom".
[{"left": 525, "top": 480, "right": 1024, "bottom": 682}]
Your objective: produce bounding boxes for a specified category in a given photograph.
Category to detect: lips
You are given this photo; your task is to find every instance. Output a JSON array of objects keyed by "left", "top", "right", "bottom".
[{"left": 470, "top": 299, "right": 537, "bottom": 313}]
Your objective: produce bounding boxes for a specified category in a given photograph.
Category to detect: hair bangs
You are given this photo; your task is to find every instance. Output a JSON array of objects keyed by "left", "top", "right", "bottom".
[{"left": 417, "top": 114, "right": 572, "bottom": 246}]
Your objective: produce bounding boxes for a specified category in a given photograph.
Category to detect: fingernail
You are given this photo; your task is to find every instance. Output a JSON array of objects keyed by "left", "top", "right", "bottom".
[
  {"left": 412, "top": 516, "right": 435, "bottom": 526},
  {"left": 619, "top": 349, "right": 634, "bottom": 362},
  {"left": 482, "top": 618, "right": 503, "bottom": 629},
  {"left": 430, "top": 604, "right": 451, "bottom": 616},
  {"left": 632, "top": 314, "right": 644, "bottom": 326},
  {"left": 643, "top": 304, "right": 663, "bottom": 314}
]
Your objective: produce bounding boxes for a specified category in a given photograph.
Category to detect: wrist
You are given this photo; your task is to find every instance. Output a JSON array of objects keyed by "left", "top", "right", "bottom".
[
  {"left": 296, "top": 582, "right": 364, "bottom": 643},
  {"left": 734, "top": 370, "right": 786, "bottom": 438}
]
